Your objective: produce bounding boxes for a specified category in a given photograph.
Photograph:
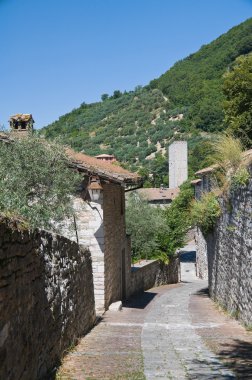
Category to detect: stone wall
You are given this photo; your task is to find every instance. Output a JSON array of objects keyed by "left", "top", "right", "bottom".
[
  {"left": 58, "top": 195, "right": 106, "bottom": 314},
  {"left": 195, "top": 227, "right": 208, "bottom": 279},
  {"left": 59, "top": 182, "right": 128, "bottom": 315},
  {"left": 0, "top": 221, "right": 95, "bottom": 380},
  {"left": 126, "top": 257, "right": 179, "bottom": 299},
  {"left": 103, "top": 183, "right": 126, "bottom": 309},
  {"left": 195, "top": 168, "right": 252, "bottom": 326}
]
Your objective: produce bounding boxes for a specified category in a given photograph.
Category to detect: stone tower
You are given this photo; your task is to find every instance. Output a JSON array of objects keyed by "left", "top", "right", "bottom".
[
  {"left": 9, "top": 114, "right": 34, "bottom": 137},
  {"left": 169, "top": 141, "right": 188, "bottom": 188}
]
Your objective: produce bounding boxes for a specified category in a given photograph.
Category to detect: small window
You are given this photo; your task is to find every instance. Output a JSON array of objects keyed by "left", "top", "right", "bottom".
[{"left": 21, "top": 122, "right": 26, "bottom": 130}]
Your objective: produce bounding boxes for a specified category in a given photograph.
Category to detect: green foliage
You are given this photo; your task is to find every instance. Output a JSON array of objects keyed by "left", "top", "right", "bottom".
[
  {"left": 191, "top": 192, "right": 221, "bottom": 233},
  {"left": 40, "top": 18, "right": 252, "bottom": 184},
  {"left": 210, "top": 134, "right": 251, "bottom": 191},
  {"left": 0, "top": 137, "right": 79, "bottom": 230},
  {"left": 212, "top": 134, "right": 244, "bottom": 173},
  {"left": 231, "top": 167, "right": 250, "bottom": 188},
  {"left": 150, "top": 18, "right": 252, "bottom": 132},
  {"left": 158, "top": 182, "right": 194, "bottom": 255},
  {"left": 101, "top": 93, "right": 109, "bottom": 101},
  {"left": 188, "top": 139, "right": 216, "bottom": 175},
  {"left": 223, "top": 53, "right": 252, "bottom": 147},
  {"left": 126, "top": 194, "right": 169, "bottom": 261},
  {"left": 142, "top": 153, "right": 169, "bottom": 187},
  {"left": 113, "top": 90, "right": 123, "bottom": 99}
]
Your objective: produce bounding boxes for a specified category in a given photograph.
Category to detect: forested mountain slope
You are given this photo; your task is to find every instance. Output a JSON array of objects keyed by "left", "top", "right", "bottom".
[
  {"left": 150, "top": 18, "right": 252, "bottom": 132},
  {"left": 41, "top": 18, "right": 252, "bottom": 182}
]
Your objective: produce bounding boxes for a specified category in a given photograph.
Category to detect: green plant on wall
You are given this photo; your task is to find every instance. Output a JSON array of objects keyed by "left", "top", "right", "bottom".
[
  {"left": 210, "top": 134, "right": 251, "bottom": 192},
  {"left": 191, "top": 192, "right": 221, "bottom": 234},
  {"left": 231, "top": 167, "right": 250, "bottom": 189},
  {"left": 212, "top": 134, "right": 244, "bottom": 175}
]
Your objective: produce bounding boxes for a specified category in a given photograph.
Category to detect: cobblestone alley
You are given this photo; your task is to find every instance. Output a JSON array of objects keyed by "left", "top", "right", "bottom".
[{"left": 57, "top": 259, "right": 252, "bottom": 380}]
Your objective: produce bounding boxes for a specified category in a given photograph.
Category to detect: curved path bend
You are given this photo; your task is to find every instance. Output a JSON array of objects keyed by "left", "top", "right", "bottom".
[{"left": 58, "top": 262, "right": 252, "bottom": 379}]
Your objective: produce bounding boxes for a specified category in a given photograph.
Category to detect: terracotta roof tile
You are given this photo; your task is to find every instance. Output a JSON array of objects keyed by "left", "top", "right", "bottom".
[{"left": 66, "top": 148, "right": 142, "bottom": 185}]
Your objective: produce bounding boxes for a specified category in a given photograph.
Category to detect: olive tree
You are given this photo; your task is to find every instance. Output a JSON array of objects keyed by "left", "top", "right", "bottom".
[{"left": 0, "top": 137, "right": 80, "bottom": 229}]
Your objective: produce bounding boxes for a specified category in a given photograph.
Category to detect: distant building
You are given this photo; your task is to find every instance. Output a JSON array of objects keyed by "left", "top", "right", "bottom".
[
  {"left": 135, "top": 187, "right": 180, "bottom": 207},
  {"left": 9, "top": 114, "right": 34, "bottom": 137},
  {"left": 95, "top": 154, "right": 116, "bottom": 163},
  {"left": 191, "top": 164, "right": 218, "bottom": 199},
  {"left": 169, "top": 141, "right": 188, "bottom": 188}
]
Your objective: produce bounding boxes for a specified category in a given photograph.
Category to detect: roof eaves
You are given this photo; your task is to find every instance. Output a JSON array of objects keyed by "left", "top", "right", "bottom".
[
  {"left": 191, "top": 179, "right": 202, "bottom": 185},
  {"left": 70, "top": 161, "right": 141, "bottom": 185}
]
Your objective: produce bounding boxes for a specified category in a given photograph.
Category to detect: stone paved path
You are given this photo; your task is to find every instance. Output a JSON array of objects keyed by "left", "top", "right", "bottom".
[
  {"left": 57, "top": 262, "right": 252, "bottom": 380},
  {"left": 142, "top": 262, "right": 235, "bottom": 379}
]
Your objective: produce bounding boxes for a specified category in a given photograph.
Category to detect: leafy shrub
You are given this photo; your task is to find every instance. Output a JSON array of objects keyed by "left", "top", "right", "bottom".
[
  {"left": 191, "top": 192, "right": 221, "bottom": 233},
  {"left": 159, "top": 181, "right": 194, "bottom": 255},
  {"left": 126, "top": 193, "right": 169, "bottom": 261}
]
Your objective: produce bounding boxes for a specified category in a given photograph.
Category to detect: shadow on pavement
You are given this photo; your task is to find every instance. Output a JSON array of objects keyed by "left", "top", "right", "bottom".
[
  {"left": 187, "top": 357, "right": 236, "bottom": 379},
  {"left": 218, "top": 339, "right": 252, "bottom": 379},
  {"left": 123, "top": 291, "right": 157, "bottom": 309},
  {"left": 193, "top": 287, "right": 209, "bottom": 297}
]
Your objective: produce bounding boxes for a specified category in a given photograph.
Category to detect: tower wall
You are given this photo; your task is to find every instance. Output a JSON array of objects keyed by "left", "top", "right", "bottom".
[{"left": 169, "top": 141, "right": 188, "bottom": 188}]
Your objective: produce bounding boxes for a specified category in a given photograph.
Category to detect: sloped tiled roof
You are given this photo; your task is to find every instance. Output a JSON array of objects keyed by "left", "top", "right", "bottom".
[
  {"left": 136, "top": 187, "right": 180, "bottom": 201},
  {"left": 195, "top": 164, "right": 219, "bottom": 176},
  {"left": 66, "top": 148, "right": 142, "bottom": 185}
]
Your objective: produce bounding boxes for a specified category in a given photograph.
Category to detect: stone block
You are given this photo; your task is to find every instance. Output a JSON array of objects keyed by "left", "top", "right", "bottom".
[{"left": 108, "top": 301, "right": 122, "bottom": 311}]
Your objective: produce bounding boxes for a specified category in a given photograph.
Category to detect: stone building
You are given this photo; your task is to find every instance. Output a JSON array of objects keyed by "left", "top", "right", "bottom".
[
  {"left": 64, "top": 149, "right": 142, "bottom": 315},
  {"left": 9, "top": 113, "right": 34, "bottom": 137},
  {"left": 169, "top": 141, "right": 188, "bottom": 188},
  {"left": 192, "top": 165, "right": 218, "bottom": 197},
  {"left": 190, "top": 179, "right": 202, "bottom": 200},
  {"left": 95, "top": 153, "right": 117, "bottom": 163}
]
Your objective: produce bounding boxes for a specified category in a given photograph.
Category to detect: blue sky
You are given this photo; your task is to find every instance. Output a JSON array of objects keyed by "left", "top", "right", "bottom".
[{"left": 0, "top": 0, "right": 251, "bottom": 129}]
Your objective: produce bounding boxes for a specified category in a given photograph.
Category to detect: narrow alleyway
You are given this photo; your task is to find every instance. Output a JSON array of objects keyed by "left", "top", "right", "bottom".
[{"left": 57, "top": 255, "right": 252, "bottom": 380}]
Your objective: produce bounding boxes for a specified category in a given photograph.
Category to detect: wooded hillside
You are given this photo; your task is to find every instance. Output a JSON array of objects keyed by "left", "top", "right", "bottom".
[{"left": 40, "top": 18, "right": 252, "bottom": 182}]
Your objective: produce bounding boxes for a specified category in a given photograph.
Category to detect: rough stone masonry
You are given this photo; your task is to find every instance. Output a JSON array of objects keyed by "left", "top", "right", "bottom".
[
  {"left": 195, "top": 165, "right": 252, "bottom": 326},
  {"left": 0, "top": 220, "right": 95, "bottom": 380}
]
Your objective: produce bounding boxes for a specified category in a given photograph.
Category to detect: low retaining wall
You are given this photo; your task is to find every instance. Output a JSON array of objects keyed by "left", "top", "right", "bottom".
[
  {"left": 126, "top": 256, "right": 179, "bottom": 299},
  {"left": 0, "top": 220, "right": 96, "bottom": 380}
]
